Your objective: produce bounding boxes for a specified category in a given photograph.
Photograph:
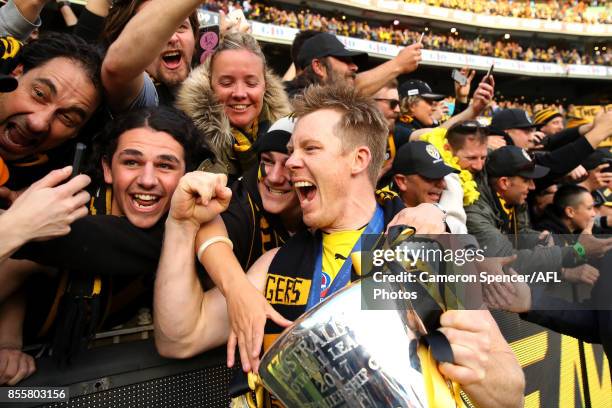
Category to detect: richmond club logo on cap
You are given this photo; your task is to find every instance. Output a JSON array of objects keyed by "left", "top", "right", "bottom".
[
  {"left": 426, "top": 144, "right": 442, "bottom": 161},
  {"left": 521, "top": 148, "right": 531, "bottom": 162}
]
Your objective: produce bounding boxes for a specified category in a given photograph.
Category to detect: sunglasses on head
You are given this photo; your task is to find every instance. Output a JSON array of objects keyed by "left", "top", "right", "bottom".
[
  {"left": 374, "top": 98, "right": 400, "bottom": 110},
  {"left": 448, "top": 120, "right": 485, "bottom": 133}
]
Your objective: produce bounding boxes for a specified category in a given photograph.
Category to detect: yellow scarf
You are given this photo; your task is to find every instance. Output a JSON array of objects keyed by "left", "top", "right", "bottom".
[{"left": 420, "top": 128, "right": 480, "bottom": 206}]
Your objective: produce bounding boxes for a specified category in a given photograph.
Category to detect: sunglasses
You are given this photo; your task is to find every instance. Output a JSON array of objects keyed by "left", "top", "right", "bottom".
[
  {"left": 448, "top": 120, "right": 485, "bottom": 133},
  {"left": 374, "top": 98, "right": 400, "bottom": 110}
]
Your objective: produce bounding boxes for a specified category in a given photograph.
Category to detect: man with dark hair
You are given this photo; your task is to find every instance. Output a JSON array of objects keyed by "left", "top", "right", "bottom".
[
  {"left": 0, "top": 32, "right": 102, "bottom": 191},
  {"left": 0, "top": 31, "right": 102, "bottom": 260},
  {"left": 284, "top": 31, "right": 422, "bottom": 98},
  {"left": 0, "top": 106, "right": 215, "bottom": 384},
  {"left": 0, "top": 31, "right": 102, "bottom": 164},
  {"left": 466, "top": 145, "right": 612, "bottom": 276},
  {"left": 373, "top": 78, "right": 400, "bottom": 182},
  {"left": 487, "top": 109, "right": 612, "bottom": 191},
  {"left": 536, "top": 184, "right": 600, "bottom": 285},
  {"left": 102, "top": 0, "right": 201, "bottom": 111}
]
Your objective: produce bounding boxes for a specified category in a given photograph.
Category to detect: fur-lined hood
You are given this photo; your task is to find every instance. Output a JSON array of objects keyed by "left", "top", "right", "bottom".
[{"left": 176, "top": 62, "right": 291, "bottom": 156}]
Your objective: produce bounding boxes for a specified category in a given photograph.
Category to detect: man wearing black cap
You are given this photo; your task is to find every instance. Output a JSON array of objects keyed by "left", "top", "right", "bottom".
[
  {"left": 284, "top": 31, "right": 422, "bottom": 98},
  {"left": 466, "top": 146, "right": 609, "bottom": 276},
  {"left": 488, "top": 109, "right": 612, "bottom": 192},
  {"left": 488, "top": 108, "right": 540, "bottom": 149},
  {"left": 392, "top": 141, "right": 467, "bottom": 233}
]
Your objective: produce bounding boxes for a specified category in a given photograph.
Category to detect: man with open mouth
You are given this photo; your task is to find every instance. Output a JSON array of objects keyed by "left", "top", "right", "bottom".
[
  {"left": 101, "top": 0, "right": 199, "bottom": 112},
  {"left": 1, "top": 106, "right": 215, "bottom": 384},
  {"left": 154, "top": 85, "right": 525, "bottom": 408}
]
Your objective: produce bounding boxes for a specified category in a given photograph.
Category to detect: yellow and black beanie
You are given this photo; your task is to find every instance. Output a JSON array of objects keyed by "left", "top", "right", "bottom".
[{"left": 533, "top": 107, "right": 563, "bottom": 127}]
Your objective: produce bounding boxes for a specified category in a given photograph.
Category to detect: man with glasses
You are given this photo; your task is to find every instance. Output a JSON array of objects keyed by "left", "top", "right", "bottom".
[{"left": 373, "top": 79, "right": 400, "bottom": 183}]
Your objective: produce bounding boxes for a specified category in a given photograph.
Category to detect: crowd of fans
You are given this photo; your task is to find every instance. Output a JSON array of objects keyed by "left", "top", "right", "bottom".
[
  {"left": 404, "top": 0, "right": 611, "bottom": 24},
  {"left": 222, "top": 1, "right": 612, "bottom": 66},
  {"left": 0, "top": 0, "right": 611, "bottom": 407}
]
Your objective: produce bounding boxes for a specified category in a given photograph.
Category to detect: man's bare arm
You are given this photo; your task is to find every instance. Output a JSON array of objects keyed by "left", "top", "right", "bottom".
[
  {"left": 13, "top": 0, "right": 48, "bottom": 24},
  {"left": 410, "top": 78, "right": 495, "bottom": 141},
  {"left": 154, "top": 217, "right": 275, "bottom": 359},
  {"left": 101, "top": 0, "right": 201, "bottom": 111},
  {"left": 355, "top": 43, "right": 422, "bottom": 96}
]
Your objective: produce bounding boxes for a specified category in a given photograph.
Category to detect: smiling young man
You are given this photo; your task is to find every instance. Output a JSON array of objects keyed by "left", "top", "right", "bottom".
[
  {"left": 154, "top": 85, "right": 524, "bottom": 408},
  {"left": 1, "top": 106, "right": 214, "bottom": 384}
]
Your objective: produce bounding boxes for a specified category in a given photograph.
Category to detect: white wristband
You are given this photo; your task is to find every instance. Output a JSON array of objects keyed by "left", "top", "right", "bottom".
[{"left": 197, "top": 236, "right": 233, "bottom": 261}]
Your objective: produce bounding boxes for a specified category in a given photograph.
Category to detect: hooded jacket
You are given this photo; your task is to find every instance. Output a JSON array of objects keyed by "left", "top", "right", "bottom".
[
  {"left": 176, "top": 62, "right": 291, "bottom": 179},
  {"left": 465, "top": 173, "right": 581, "bottom": 275}
]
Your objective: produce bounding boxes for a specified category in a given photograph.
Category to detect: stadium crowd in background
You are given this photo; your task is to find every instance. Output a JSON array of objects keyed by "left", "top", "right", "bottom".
[
  {"left": 405, "top": 0, "right": 611, "bottom": 24},
  {"left": 218, "top": 1, "right": 612, "bottom": 66},
  {"left": 0, "top": 0, "right": 610, "bottom": 405}
]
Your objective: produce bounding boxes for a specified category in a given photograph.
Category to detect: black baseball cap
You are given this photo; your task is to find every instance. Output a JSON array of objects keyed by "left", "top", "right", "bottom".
[
  {"left": 398, "top": 79, "right": 445, "bottom": 101},
  {"left": 296, "top": 33, "right": 368, "bottom": 70},
  {"left": 253, "top": 117, "right": 295, "bottom": 155},
  {"left": 486, "top": 146, "right": 549, "bottom": 179},
  {"left": 392, "top": 141, "right": 459, "bottom": 179},
  {"left": 581, "top": 148, "right": 612, "bottom": 171},
  {"left": 488, "top": 109, "right": 537, "bottom": 135}
]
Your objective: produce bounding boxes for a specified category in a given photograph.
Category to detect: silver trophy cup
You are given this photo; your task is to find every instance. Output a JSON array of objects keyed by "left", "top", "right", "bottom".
[{"left": 258, "top": 277, "right": 439, "bottom": 408}]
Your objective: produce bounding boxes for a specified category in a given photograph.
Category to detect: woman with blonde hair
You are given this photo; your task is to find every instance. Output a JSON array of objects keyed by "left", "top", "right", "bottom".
[{"left": 177, "top": 32, "right": 291, "bottom": 181}]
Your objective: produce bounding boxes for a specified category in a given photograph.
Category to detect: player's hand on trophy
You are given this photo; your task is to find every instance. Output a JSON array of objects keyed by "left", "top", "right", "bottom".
[
  {"left": 226, "top": 278, "right": 292, "bottom": 373},
  {"left": 168, "top": 172, "right": 232, "bottom": 229},
  {"left": 437, "top": 310, "right": 493, "bottom": 385}
]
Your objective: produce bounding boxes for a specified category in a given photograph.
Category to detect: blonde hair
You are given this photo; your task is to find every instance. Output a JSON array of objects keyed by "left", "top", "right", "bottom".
[{"left": 292, "top": 84, "right": 388, "bottom": 186}]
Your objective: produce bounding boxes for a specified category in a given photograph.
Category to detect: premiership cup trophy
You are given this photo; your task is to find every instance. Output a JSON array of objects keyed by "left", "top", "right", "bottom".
[{"left": 257, "top": 275, "right": 460, "bottom": 407}]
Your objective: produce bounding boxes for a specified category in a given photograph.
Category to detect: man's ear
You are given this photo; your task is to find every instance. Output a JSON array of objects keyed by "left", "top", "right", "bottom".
[
  {"left": 393, "top": 174, "right": 408, "bottom": 192},
  {"left": 102, "top": 158, "right": 113, "bottom": 184},
  {"left": 565, "top": 206, "right": 575, "bottom": 219},
  {"left": 311, "top": 58, "right": 326, "bottom": 79},
  {"left": 443, "top": 143, "right": 451, "bottom": 152},
  {"left": 351, "top": 146, "right": 371, "bottom": 177},
  {"left": 11, "top": 64, "right": 23, "bottom": 78},
  {"left": 497, "top": 176, "right": 510, "bottom": 192}
]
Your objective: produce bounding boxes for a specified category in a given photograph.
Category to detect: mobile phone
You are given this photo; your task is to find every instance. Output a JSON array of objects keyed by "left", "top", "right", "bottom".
[
  {"left": 198, "top": 25, "right": 220, "bottom": 64},
  {"left": 70, "top": 143, "right": 86, "bottom": 179},
  {"left": 602, "top": 158, "right": 612, "bottom": 173},
  {"left": 451, "top": 69, "right": 468, "bottom": 86},
  {"left": 485, "top": 63, "right": 495, "bottom": 82}
]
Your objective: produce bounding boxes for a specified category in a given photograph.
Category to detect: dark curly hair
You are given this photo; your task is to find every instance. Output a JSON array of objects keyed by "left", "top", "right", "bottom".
[
  {"left": 88, "top": 106, "right": 215, "bottom": 183},
  {"left": 20, "top": 32, "right": 103, "bottom": 97}
]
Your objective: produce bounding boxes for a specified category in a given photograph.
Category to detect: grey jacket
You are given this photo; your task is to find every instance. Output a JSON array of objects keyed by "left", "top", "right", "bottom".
[
  {"left": 465, "top": 172, "right": 579, "bottom": 274},
  {"left": 0, "top": 0, "right": 40, "bottom": 41}
]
